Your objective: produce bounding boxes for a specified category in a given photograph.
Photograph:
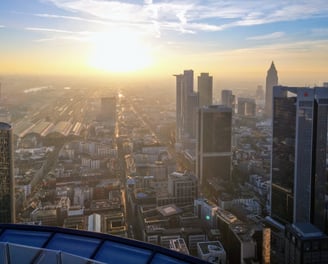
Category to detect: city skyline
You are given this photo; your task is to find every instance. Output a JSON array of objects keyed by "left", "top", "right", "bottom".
[{"left": 1, "top": 0, "right": 328, "bottom": 88}]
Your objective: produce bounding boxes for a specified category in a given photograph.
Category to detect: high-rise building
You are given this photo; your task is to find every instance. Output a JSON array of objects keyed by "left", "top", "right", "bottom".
[
  {"left": 237, "top": 98, "right": 256, "bottom": 117},
  {"left": 196, "top": 105, "right": 232, "bottom": 186},
  {"left": 0, "top": 122, "right": 14, "bottom": 223},
  {"left": 174, "top": 70, "right": 198, "bottom": 141},
  {"left": 270, "top": 86, "right": 328, "bottom": 231},
  {"left": 175, "top": 74, "right": 184, "bottom": 143},
  {"left": 198, "top": 73, "right": 213, "bottom": 107},
  {"left": 264, "top": 62, "right": 278, "bottom": 117},
  {"left": 284, "top": 223, "right": 328, "bottom": 264},
  {"left": 186, "top": 92, "right": 199, "bottom": 139},
  {"left": 221, "top": 90, "right": 234, "bottom": 108}
]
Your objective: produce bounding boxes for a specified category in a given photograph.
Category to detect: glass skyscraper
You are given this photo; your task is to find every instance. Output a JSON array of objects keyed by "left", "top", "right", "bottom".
[
  {"left": 271, "top": 86, "right": 328, "bottom": 231},
  {"left": 196, "top": 105, "right": 232, "bottom": 185},
  {"left": 0, "top": 122, "right": 14, "bottom": 223}
]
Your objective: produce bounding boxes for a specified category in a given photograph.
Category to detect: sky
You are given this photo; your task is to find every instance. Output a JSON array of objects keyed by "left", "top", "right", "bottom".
[{"left": 1, "top": 0, "right": 328, "bottom": 88}]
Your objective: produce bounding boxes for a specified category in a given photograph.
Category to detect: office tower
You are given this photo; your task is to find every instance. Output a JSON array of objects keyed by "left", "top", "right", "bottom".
[
  {"left": 0, "top": 122, "right": 14, "bottom": 223},
  {"left": 237, "top": 98, "right": 256, "bottom": 117},
  {"left": 264, "top": 62, "right": 278, "bottom": 117},
  {"left": 198, "top": 73, "right": 213, "bottom": 107},
  {"left": 174, "top": 70, "right": 198, "bottom": 141},
  {"left": 196, "top": 105, "right": 232, "bottom": 186},
  {"left": 284, "top": 223, "right": 328, "bottom": 264},
  {"left": 100, "top": 97, "right": 116, "bottom": 124},
  {"left": 323, "top": 82, "right": 328, "bottom": 88},
  {"left": 221, "top": 90, "right": 233, "bottom": 107},
  {"left": 186, "top": 92, "right": 199, "bottom": 138},
  {"left": 270, "top": 86, "right": 328, "bottom": 230},
  {"left": 175, "top": 74, "right": 184, "bottom": 143}
]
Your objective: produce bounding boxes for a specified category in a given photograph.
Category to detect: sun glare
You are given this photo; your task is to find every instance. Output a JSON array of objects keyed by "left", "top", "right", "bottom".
[{"left": 89, "top": 30, "right": 152, "bottom": 73}]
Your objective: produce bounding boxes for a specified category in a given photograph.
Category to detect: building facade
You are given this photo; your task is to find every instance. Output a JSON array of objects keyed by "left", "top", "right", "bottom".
[
  {"left": 221, "top": 90, "right": 235, "bottom": 109},
  {"left": 175, "top": 70, "right": 198, "bottom": 142},
  {"left": 0, "top": 122, "right": 14, "bottom": 223},
  {"left": 270, "top": 86, "right": 328, "bottom": 230},
  {"left": 198, "top": 73, "right": 213, "bottom": 107},
  {"left": 237, "top": 97, "right": 256, "bottom": 117},
  {"left": 196, "top": 105, "right": 232, "bottom": 185}
]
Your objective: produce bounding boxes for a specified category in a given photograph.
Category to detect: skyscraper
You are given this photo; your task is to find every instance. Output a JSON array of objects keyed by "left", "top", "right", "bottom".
[
  {"left": 174, "top": 70, "right": 198, "bottom": 141},
  {"left": 221, "top": 90, "right": 235, "bottom": 113},
  {"left": 197, "top": 73, "right": 213, "bottom": 107},
  {"left": 175, "top": 74, "right": 184, "bottom": 143},
  {"left": 237, "top": 98, "right": 256, "bottom": 117},
  {"left": 186, "top": 92, "right": 199, "bottom": 139},
  {"left": 196, "top": 105, "right": 232, "bottom": 185},
  {"left": 270, "top": 86, "right": 328, "bottom": 230},
  {"left": 265, "top": 62, "right": 278, "bottom": 117},
  {"left": 0, "top": 122, "right": 14, "bottom": 223}
]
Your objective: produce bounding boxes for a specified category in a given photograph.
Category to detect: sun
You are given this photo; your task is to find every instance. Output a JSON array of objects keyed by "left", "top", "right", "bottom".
[{"left": 89, "top": 30, "right": 152, "bottom": 73}]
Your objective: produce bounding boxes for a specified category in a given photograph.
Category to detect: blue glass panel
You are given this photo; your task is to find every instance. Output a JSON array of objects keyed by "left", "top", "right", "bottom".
[
  {"left": 46, "top": 233, "right": 100, "bottom": 258},
  {"left": 0, "top": 230, "right": 50, "bottom": 248},
  {"left": 151, "top": 254, "right": 189, "bottom": 264},
  {"left": 61, "top": 252, "right": 105, "bottom": 264},
  {"left": 8, "top": 243, "right": 40, "bottom": 263},
  {"left": 28, "top": 248, "right": 59, "bottom": 264},
  {"left": 95, "top": 241, "right": 152, "bottom": 264},
  {"left": 0, "top": 243, "right": 8, "bottom": 264}
]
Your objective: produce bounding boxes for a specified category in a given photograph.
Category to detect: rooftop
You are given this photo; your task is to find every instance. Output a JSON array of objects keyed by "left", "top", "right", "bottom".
[
  {"left": 0, "top": 224, "right": 207, "bottom": 264},
  {"left": 197, "top": 241, "right": 225, "bottom": 255}
]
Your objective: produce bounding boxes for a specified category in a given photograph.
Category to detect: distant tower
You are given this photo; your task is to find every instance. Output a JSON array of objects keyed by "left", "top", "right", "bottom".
[
  {"left": 237, "top": 98, "right": 256, "bottom": 117},
  {"left": 198, "top": 73, "right": 213, "bottom": 107},
  {"left": 221, "top": 90, "right": 235, "bottom": 112},
  {"left": 0, "top": 122, "right": 15, "bottom": 223},
  {"left": 196, "top": 105, "right": 232, "bottom": 186},
  {"left": 175, "top": 70, "right": 198, "bottom": 141},
  {"left": 175, "top": 74, "right": 184, "bottom": 143},
  {"left": 265, "top": 62, "right": 278, "bottom": 117},
  {"left": 270, "top": 86, "right": 328, "bottom": 230}
]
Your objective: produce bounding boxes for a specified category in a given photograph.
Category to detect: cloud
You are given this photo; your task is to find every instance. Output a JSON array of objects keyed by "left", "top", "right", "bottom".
[
  {"left": 0, "top": 25, "right": 5, "bottom": 28},
  {"left": 210, "top": 39, "right": 328, "bottom": 58},
  {"left": 39, "top": 0, "right": 328, "bottom": 37},
  {"left": 247, "top": 32, "right": 285, "bottom": 41},
  {"left": 25, "top": 27, "right": 92, "bottom": 42},
  {"left": 26, "top": 27, "right": 76, "bottom": 34}
]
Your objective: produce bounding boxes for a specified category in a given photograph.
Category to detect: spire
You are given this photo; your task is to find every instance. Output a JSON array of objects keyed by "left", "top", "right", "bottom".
[
  {"left": 269, "top": 61, "right": 277, "bottom": 72},
  {"left": 271, "top": 61, "right": 274, "bottom": 67}
]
